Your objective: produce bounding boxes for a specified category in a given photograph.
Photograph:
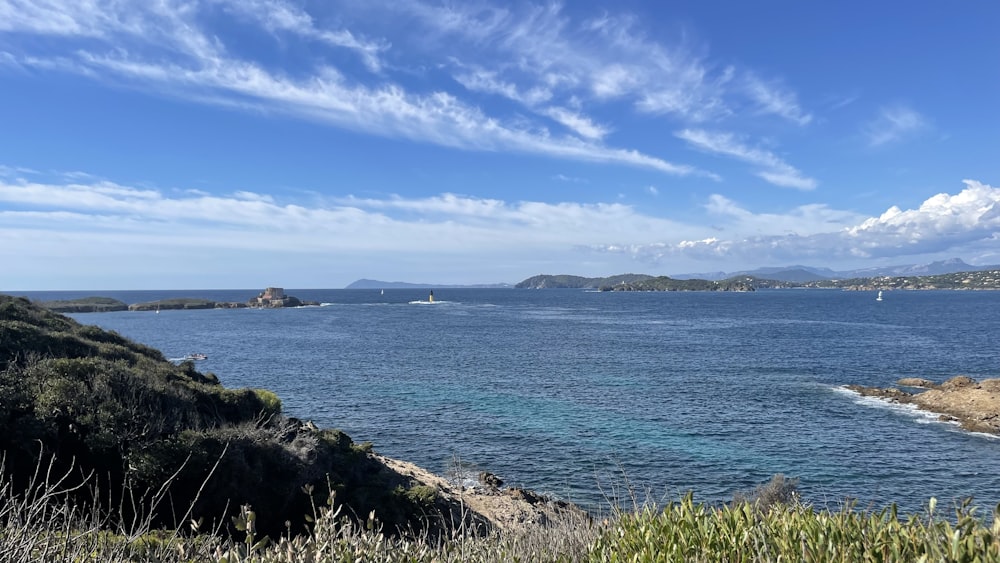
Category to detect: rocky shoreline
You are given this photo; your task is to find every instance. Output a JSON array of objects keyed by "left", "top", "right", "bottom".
[
  {"left": 37, "top": 289, "right": 320, "bottom": 313},
  {"left": 845, "top": 376, "right": 1000, "bottom": 435},
  {"left": 375, "top": 455, "right": 588, "bottom": 534}
]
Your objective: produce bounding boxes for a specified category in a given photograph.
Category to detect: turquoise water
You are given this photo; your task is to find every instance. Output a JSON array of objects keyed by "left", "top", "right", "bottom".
[{"left": 20, "top": 288, "right": 999, "bottom": 513}]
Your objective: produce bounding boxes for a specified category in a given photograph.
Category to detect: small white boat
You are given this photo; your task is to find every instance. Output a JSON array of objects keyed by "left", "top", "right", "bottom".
[
  {"left": 183, "top": 352, "right": 208, "bottom": 361},
  {"left": 876, "top": 290, "right": 883, "bottom": 302}
]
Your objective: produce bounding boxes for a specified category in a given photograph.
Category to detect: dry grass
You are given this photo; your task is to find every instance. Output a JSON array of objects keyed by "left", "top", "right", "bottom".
[
  {"left": 0, "top": 452, "right": 602, "bottom": 563},
  {"left": 5, "top": 456, "right": 1000, "bottom": 563}
]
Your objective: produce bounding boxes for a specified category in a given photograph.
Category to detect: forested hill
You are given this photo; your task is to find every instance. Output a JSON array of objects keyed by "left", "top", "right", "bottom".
[
  {"left": 515, "top": 273, "right": 653, "bottom": 289},
  {"left": 600, "top": 277, "right": 755, "bottom": 292},
  {"left": 515, "top": 273, "right": 753, "bottom": 291},
  {"left": 517, "top": 269, "right": 1000, "bottom": 291}
]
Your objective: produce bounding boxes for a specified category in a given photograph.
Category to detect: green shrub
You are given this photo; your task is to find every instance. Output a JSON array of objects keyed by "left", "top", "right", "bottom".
[
  {"left": 732, "top": 473, "right": 800, "bottom": 511},
  {"left": 589, "top": 495, "right": 1000, "bottom": 562},
  {"left": 403, "top": 484, "right": 438, "bottom": 508},
  {"left": 253, "top": 389, "right": 283, "bottom": 418}
]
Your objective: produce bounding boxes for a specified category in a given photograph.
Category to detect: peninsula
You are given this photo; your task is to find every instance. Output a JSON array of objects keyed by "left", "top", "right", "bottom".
[
  {"left": 845, "top": 376, "right": 1000, "bottom": 435},
  {"left": 515, "top": 273, "right": 754, "bottom": 291},
  {"left": 515, "top": 269, "right": 1000, "bottom": 291},
  {"left": 0, "top": 294, "right": 579, "bottom": 541}
]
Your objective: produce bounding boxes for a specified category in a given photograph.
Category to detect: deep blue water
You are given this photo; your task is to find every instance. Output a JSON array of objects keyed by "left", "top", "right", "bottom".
[{"left": 13, "top": 288, "right": 1000, "bottom": 514}]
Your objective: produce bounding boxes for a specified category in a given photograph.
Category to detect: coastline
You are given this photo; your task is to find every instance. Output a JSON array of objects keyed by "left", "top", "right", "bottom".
[
  {"left": 844, "top": 376, "right": 1000, "bottom": 435},
  {"left": 375, "top": 454, "right": 588, "bottom": 534}
]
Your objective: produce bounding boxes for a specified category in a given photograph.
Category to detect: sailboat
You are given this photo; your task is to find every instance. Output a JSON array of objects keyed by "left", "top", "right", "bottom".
[{"left": 876, "top": 290, "right": 883, "bottom": 302}]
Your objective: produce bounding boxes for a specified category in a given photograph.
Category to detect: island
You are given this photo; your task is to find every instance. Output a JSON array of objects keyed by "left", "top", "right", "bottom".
[
  {"left": 128, "top": 297, "right": 243, "bottom": 311},
  {"left": 845, "top": 376, "right": 1000, "bottom": 435},
  {"left": 126, "top": 287, "right": 319, "bottom": 311},
  {"left": 35, "top": 296, "right": 129, "bottom": 313},
  {"left": 246, "top": 286, "right": 319, "bottom": 308}
]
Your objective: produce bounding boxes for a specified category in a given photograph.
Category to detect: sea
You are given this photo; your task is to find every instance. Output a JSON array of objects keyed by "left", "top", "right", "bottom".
[{"left": 11, "top": 287, "right": 1000, "bottom": 515}]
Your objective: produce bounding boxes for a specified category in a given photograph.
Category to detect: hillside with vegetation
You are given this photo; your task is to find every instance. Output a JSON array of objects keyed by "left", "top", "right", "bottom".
[
  {"left": 3, "top": 293, "right": 1000, "bottom": 561},
  {"left": 599, "top": 276, "right": 755, "bottom": 292},
  {"left": 35, "top": 296, "right": 129, "bottom": 313},
  {"left": 518, "top": 269, "right": 1000, "bottom": 292},
  {"left": 807, "top": 269, "right": 1000, "bottom": 290},
  {"left": 0, "top": 294, "right": 497, "bottom": 540},
  {"left": 515, "top": 273, "right": 654, "bottom": 289}
]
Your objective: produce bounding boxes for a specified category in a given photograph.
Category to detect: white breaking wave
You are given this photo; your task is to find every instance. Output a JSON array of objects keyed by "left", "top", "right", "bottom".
[{"left": 834, "top": 385, "right": 999, "bottom": 440}]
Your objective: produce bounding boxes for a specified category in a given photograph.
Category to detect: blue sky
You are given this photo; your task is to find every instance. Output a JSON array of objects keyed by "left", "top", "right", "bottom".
[{"left": 1, "top": 1, "right": 998, "bottom": 289}]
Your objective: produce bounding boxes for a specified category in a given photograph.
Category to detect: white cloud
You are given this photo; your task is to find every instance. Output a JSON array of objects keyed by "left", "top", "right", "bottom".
[
  {"left": 4, "top": 170, "right": 996, "bottom": 287},
  {"left": 865, "top": 105, "right": 927, "bottom": 147},
  {"left": 0, "top": 173, "right": 690, "bottom": 258},
  {"left": 675, "top": 129, "right": 816, "bottom": 190},
  {"left": 539, "top": 106, "right": 609, "bottom": 140},
  {"left": 453, "top": 68, "right": 553, "bottom": 106},
  {"left": 0, "top": 1, "right": 712, "bottom": 179},
  {"left": 742, "top": 72, "right": 812, "bottom": 125},
  {"left": 844, "top": 180, "right": 1000, "bottom": 255},
  {"left": 0, "top": 1, "right": 822, "bottom": 184},
  {"left": 553, "top": 174, "right": 587, "bottom": 183},
  {"left": 389, "top": 1, "right": 783, "bottom": 124},
  {"left": 596, "top": 180, "right": 1000, "bottom": 265},
  {"left": 215, "top": 0, "right": 390, "bottom": 71}
]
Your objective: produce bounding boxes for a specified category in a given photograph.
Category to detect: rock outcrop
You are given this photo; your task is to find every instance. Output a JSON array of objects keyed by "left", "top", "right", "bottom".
[
  {"left": 376, "top": 455, "right": 587, "bottom": 534},
  {"left": 247, "top": 287, "right": 319, "bottom": 308},
  {"left": 846, "top": 376, "right": 1000, "bottom": 435}
]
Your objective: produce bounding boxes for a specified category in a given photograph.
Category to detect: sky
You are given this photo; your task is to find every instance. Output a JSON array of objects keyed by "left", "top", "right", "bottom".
[{"left": 1, "top": 1, "right": 999, "bottom": 290}]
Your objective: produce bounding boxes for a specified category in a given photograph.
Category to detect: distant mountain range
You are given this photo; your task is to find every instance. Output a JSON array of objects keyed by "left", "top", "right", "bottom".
[
  {"left": 344, "top": 279, "right": 513, "bottom": 289},
  {"left": 672, "top": 258, "right": 1000, "bottom": 283}
]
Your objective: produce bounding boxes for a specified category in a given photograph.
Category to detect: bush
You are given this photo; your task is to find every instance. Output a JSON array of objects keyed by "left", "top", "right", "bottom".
[
  {"left": 732, "top": 473, "right": 800, "bottom": 511},
  {"left": 590, "top": 495, "right": 1000, "bottom": 562},
  {"left": 253, "top": 388, "right": 283, "bottom": 418}
]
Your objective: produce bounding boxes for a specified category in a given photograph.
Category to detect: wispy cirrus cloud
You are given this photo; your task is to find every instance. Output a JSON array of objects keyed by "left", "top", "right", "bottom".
[
  {"left": 864, "top": 105, "right": 928, "bottom": 147},
  {"left": 384, "top": 0, "right": 814, "bottom": 134},
  {"left": 0, "top": 0, "right": 711, "bottom": 179},
  {"left": 675, "top": 129, "right": 817, "bottom": 190},
  {"left": 741, "top": 72, "right": 812, "bottom": 125},
  {"left": 215, "top": 0, "right": 390, "bottom": 72}
]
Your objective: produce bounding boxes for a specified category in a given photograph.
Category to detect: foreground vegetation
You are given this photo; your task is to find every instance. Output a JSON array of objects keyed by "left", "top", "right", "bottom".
[
  {"left": 4, "top": 293, "right": 1000, "bottom": 561},
  {"left": 0, "top": 294, "right": 454, "bottom": 540},
  {"left": 2, "top": 466, "right": 999, "bottom": 562}
]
